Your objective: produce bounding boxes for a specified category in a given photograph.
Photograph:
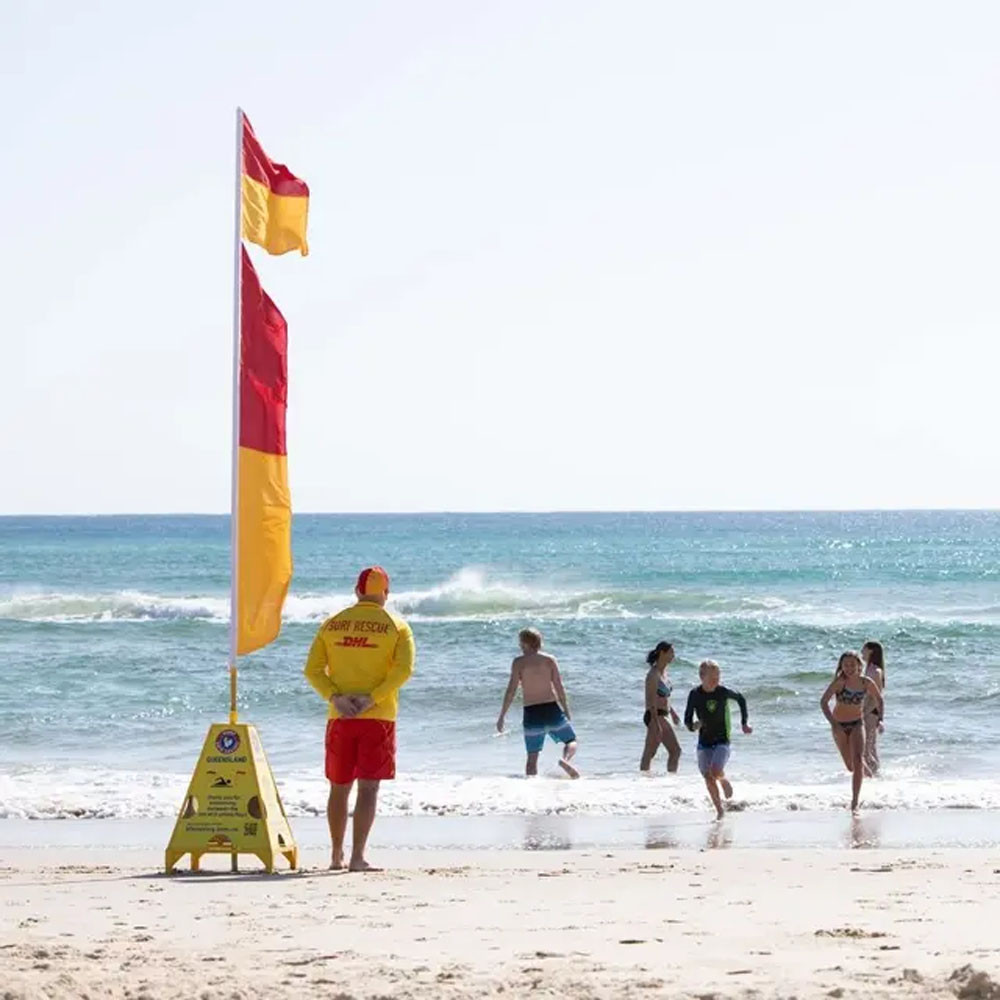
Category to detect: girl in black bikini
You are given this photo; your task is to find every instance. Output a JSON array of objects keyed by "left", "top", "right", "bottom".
[
  {"left": 640, "top": 641, "right": 682, "bottom": 773},
  {"left": 820, "top": 650, "right": 884, "bottom": 811}
]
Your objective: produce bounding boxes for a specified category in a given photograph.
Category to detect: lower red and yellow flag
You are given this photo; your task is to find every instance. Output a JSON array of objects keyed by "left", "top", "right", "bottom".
[{"left": 237, "top": 247, "right": 291, "bottom": 654}]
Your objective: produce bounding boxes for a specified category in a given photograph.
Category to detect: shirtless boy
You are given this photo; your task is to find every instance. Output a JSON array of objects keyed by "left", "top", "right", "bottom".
[{"left": 496, "top": 628, "right": 579, "bottom": 778}]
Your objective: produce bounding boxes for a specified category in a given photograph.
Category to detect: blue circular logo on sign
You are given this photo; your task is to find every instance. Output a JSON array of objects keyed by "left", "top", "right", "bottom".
[{"left": 215, "top": 729, "right": 241, "bottom": 755}]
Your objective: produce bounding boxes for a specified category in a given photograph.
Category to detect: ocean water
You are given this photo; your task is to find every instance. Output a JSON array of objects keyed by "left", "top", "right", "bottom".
[{"left": 1, "top": 511, "right": 998, "bottom": 826}]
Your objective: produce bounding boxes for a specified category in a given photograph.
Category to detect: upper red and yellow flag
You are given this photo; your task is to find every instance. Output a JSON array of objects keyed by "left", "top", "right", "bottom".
[
  {"left": 237, "top": 247, "right": 292, "bottom": 654},
  {"left": 241, "top": 114, "right": 309, "bottom": 257}
]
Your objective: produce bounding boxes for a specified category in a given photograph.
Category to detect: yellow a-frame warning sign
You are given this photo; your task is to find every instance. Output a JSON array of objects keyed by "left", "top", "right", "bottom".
[{"left": 165, "top": 722, "right": 298, "bottom": 874}]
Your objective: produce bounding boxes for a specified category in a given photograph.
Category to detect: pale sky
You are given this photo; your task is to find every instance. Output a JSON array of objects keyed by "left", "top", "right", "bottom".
[{"left": 3, "top": 1, "right": 997, "bottom": 514}]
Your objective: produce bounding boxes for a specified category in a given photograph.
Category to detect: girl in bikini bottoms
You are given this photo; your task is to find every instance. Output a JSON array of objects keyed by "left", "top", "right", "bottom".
[
  {"left": 640, "top": 641, "right": 682, "bottom": 773},
  {"left": 820, "top": 650, "right": 884, "bottom": 811},
  {"left": 860, "top": 640, "right": 886, "bottom": 777}
]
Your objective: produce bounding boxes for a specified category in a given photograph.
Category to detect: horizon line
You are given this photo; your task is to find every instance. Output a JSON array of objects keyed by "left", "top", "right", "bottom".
[{"left": 1, "top": 506, "right": 998, "bottom": 518}]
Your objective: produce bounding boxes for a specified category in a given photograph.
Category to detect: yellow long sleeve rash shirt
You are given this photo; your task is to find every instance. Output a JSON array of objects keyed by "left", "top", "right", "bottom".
[{"left": 303, "top": 600, "right": 415, "bottom": 721}]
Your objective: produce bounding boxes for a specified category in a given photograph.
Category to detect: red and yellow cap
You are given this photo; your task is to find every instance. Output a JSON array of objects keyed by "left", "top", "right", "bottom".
[{"left": 356, "top": 566, "right": 390, "bottom": 597}]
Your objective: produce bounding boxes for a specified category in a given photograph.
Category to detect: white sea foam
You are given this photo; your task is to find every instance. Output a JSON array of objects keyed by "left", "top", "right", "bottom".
[
  {"left": 2, "top": 569, "right": 998, "bottom": 626},
  {"left": 4, "top": 766, "right": 1000, "bottom": 821},
  {"left": 0, "top": 590, "right": 231, "bottom": 623}
]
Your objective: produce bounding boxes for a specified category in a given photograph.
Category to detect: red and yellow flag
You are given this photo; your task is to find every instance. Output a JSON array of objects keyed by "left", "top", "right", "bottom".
[
  {"left": 241, "top": 114, "right": 309, "bottom": 257},
  {"left": 237, "top": 248, "right": 292, "bottom": 654}
]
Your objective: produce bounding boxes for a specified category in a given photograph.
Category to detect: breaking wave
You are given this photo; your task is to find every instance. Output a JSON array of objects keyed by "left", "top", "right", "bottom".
[
  {"left": 0, "top": 590, "right": 229, "bottom": 623},
  {"left": 3, "top": 569, "right": 999, "bottom": 626}
]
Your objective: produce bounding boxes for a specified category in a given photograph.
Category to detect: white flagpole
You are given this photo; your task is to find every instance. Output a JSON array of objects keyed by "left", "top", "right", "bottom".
[{"left": 229, "top": 106, "right": 244, "bottom": 725}]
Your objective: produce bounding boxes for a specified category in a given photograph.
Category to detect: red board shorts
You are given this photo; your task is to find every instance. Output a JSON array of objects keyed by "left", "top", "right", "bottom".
[{"left": 325, "top": 718, "right": 396, "bottom": 785}]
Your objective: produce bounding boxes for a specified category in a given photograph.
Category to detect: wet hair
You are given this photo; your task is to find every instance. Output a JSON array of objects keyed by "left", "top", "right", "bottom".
[
  {"left": 862, "top": 640, "right": 886, "bottom": 688},
  {"left": 646, "top": 641, "right": 674, "bottom": 667},
  {"left": 518, "top": 627, "right": 542, "bottom": 651},
  {"left": 699, "top": 659, "right": 719, "bottom": 678},
  {"left": 835, "top": 650, "right": 862, "bottom": 679}
]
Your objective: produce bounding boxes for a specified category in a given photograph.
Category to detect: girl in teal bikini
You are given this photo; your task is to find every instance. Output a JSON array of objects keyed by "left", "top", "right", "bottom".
[
  {"left": 820, "top": 651, "right": 884, "bottom": 811},
  {"left": 640, "top": 641, "right": 682, "bottom": 773}
]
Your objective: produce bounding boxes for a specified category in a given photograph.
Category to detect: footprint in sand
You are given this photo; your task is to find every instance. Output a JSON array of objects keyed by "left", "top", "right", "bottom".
[
  {"left": 815, "top": 928, "right": 887, "bottom": 939},
  {"left": 949, "top": 965, "right": 1000, "bottom": 999}
]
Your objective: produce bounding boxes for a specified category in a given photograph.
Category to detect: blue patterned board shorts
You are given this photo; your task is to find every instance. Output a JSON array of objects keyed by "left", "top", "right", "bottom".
[
  {"left": 697, "top": 743, "right": 731, "bottom": 776},
  {"left": 523, "top": 702, "right": 577, "bottom": 753}
]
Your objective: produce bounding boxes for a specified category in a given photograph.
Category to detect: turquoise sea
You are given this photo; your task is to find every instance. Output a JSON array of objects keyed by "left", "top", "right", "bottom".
[{"left": 1, "top": 511, "right": 998, "bottom": 832}]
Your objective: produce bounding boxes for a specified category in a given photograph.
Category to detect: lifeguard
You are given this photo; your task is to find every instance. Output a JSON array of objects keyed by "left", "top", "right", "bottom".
[{"left": 303, "top": 566, "right": 415, "bottom": 871}]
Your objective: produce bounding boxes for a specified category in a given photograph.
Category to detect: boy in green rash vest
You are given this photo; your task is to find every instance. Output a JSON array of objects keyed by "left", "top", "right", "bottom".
[{"left": 683, "top": 660, "right": 753, "bottom": 820}]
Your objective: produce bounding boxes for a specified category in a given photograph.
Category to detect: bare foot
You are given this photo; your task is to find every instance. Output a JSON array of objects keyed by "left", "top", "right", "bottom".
[
  {"left": 558, "top": 758, "right": 580, "bottom": 779},
  {"left": 715, "top": 807, "right": 724, "bottom": 820},
  {"left": 330, "top": 851, "right": 344, "bottom": 871},
  {"left": 348, "top": 858, "right": 382, "bottom": 873},
  {"left": 720, "top": 778, "right": 733, "bottom": 800}
]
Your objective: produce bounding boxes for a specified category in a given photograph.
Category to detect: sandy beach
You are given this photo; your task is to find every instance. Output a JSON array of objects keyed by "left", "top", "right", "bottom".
[{"left": 2, "top": 843, "right": 999, "bottom": 999}]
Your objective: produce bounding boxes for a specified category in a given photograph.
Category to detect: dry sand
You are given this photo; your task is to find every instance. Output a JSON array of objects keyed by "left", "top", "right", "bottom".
[{"left": 2, "top": 845, "right": 999, "bottom": 998}]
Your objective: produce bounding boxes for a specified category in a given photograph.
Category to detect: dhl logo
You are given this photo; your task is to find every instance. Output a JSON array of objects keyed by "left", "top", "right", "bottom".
[{"left": 335, "top": 635, "right": 378, "bottom": 648}]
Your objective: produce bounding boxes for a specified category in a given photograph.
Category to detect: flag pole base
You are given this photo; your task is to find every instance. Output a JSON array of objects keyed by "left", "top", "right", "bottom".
[{"left": 229, "top": 664, "right": 239, "bottom": 725}]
